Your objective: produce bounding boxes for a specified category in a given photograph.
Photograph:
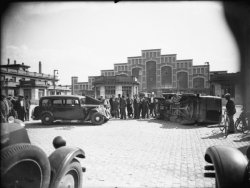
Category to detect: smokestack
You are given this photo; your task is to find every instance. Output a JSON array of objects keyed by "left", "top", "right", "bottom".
[
  {"left": 14, "top": 60, "right": 16, "bottom": 64},
  {"left": 39, "top": 61, "right": 42, "bottom": 73},
  {"left": 7, "top": 58, "right": 10, "bottom": 64}
]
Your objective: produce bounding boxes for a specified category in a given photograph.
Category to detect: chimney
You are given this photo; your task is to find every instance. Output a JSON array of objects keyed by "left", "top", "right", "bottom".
[
  {"left": 7, "top": 58, "right": 10, "bottom": 64},
  {"left": 14, "top": 60, "right": 16, "bottom": 64},
  {"left": 39, "top": 61, "right": 42, "bottom": 73}
]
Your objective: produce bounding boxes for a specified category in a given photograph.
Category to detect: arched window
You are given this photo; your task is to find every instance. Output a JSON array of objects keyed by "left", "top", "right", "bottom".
[
  {"left": 177, "top": 72, "right": 188, "bottom": 89},
  {"left": 193, "top": 77, "right": 205, "bottom": 89},
  {"left": 146, "top": 61, "right": 156, "bottom": 91},
  {"left": 161, "top": 66, "right": 172, "bottom": 86}
]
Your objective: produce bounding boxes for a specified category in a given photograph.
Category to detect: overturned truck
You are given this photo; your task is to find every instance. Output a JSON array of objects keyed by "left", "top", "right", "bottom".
[{"left": 155, "top": 93, "right": 222, "bottom": 125}]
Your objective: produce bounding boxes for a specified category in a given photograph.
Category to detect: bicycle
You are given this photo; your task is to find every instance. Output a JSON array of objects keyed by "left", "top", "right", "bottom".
[
  {"left": 234, "top": 107, "right": 248, "bottom": 133},
  {"left": 218, "top": 110, "right": 230, "bottom": 137}
]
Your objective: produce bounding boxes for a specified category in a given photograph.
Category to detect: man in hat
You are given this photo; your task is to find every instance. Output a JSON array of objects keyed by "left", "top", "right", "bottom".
[
  {"left": 225, "top": 93, "right": 236, "bottom": 133},
  {"left": 16, "top": 95, "right": 26, "bottom": 121}
]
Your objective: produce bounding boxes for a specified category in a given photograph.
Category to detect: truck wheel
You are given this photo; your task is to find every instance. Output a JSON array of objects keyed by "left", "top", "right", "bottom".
[
  {"left": 91, "top": 112, "right": 104, "bottom": 125},
  {"left": 1, "top": 143, "right": 50, "bottom": 188},
  {"left": 41, "top": 113, "right": 54, "bottom": 125},
  {"left": 57, "top": 161, "right": 82, "bottom": 188}
]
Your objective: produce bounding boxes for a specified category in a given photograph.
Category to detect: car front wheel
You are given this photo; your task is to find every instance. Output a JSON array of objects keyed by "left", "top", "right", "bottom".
[
  {"left": 41, "top": 113, "right": 54, "bottom": 125},
  {"left": 91, "top": 112, "right": 104, "bottom": 125}
]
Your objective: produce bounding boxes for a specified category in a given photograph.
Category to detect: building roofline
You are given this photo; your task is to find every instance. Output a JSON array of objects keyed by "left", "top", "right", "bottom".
[
  {"left": 175, "top": 59, "right": 193, "bottom": 62},
  {"left": 141, "top": 49, "right": 161, "bottom": 51},
  {"left": 114, "top": 63, "right": 128, "bottom": 65},
  {"left": 127, "top": 56, "right": 142, "bottom": 58},
  {"left": 161, "top": 54, "right": 177, "bottom": 56},
  {"left": 101, "top": 69, "right": 114, "bottom": 71},
  {"left": 1, "top": 64, "right": 30, "bottom": 68}
]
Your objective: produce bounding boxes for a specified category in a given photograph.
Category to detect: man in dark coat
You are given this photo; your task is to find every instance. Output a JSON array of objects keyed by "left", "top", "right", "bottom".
[
  {"left": 126, "top": 94, "right": 133, "bottom": 118},
  {"left": 225, "top": 93, "right": 236, "bottom": 133},
  {"left": 133, "top": 95, "right": 140, "bottom": 119},
  {"left": 16, "top": 95, "right": 26, "bottom": 121},
  {"left": 120, "top": 95, "right": 127, "bottom": 119}
]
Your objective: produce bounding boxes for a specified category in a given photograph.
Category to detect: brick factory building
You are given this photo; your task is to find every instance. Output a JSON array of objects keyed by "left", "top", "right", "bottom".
[{"left": 72, "top": 49, "right": 210, "bottom": 98}]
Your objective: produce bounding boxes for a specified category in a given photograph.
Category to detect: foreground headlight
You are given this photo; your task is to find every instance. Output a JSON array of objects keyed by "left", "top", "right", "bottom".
[
  {"left": 14, "top": 119, "right": 25, "bottom": 127},
  {"left": 8, "top": 116, "right": 15, "bottom": 123}
]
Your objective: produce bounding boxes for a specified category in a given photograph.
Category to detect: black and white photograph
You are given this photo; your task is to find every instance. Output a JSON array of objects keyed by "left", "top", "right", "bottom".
[{"left": 1, "top": 1, "right": 250, "bottom": 188}]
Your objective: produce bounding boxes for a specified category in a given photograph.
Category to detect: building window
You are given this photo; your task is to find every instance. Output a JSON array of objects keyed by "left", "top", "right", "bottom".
[
  {"left": 221, "top": 84, "right": 235, "bottom": 97},
  {"left": 197, "top": 68, "right": 200, "bottom": 74},
  {"left": 193, "top": 77, "right": 205, "bottom": 89},
  {"left": 201, "top": 68, "right": 204, "bottom": 74},
  {"left": 105, "top": 86, "right": 115, "bottom": 96},
  {"left": 122, "top": 86, "right": 132, "bottom": 96},
  {"left": 38, "top": 89, "right": 45, "bottom": 99},
  {"left": 193, "top": 68, "right": 196, "bottom": 74},
  {"left": 161, "top": 57, "right": 164, "bottom": 63},
  {"left": 115, "top": 66, "right": 118, "bottom": 71},
  {"left": 185, "top": 63, "right": 187, "bottom": 68},
  {"left": 161, "top": 66, "right": 172, "bottom": 86}
]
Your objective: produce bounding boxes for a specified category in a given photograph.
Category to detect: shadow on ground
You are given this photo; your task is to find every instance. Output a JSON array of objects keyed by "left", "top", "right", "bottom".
[{"left": 25, "top": 120, "right": 102, "bottom": 129}]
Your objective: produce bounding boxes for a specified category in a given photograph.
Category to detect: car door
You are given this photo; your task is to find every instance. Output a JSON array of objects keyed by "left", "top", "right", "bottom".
[{"left": 64, "top": 98, "right": 84, "bottom": 120}]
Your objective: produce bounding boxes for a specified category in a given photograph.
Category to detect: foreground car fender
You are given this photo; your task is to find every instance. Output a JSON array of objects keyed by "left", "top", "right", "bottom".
[
  {"left": 204, "top": 145, "right": 249, "bottom": 188},
  {"left": 48, "top": 146, "right": 85, "bottom": 188}
]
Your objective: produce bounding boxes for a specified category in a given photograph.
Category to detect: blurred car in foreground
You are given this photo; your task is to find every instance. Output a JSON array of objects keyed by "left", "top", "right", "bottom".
[
  {"left": 32, "top": 95, "right": 109, "bottom": 125},
  {"left": 1, "top": 117, "right": 86, "bottom": 188},
  {"left": 204, "top": 145, "right": 250, "bottom": 188}
]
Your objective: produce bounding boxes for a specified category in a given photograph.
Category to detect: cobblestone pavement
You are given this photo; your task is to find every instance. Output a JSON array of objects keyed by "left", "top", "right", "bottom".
[{"left": 25, "top": 116, "right": 250, "bottom": 188}]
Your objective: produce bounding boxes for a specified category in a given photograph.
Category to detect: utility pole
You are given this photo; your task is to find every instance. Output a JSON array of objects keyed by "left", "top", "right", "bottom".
[
  {"left": 205, "top": 62, "right": 210, "bottom": 94},
  {"left": 53, "top": 69, "right": 58, "bottom": 95}
]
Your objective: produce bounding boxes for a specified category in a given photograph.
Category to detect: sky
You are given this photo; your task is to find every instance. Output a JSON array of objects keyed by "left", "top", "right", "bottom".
[{"left": 1, "top": 1, "right": 240, "bottom": 85}]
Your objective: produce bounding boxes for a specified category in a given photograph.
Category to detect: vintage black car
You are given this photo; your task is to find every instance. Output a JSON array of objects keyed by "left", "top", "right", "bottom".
[
  {"left": 1, "top": 117, "right": 85, "bottom": 188},
  {"left": 204, "top": 145, "right": 250, "bottom": 188},
  {"left": 156, "top": 93, "right": 222, "bottom": 125},
  {"left": 32, "top": 95, "right": 109, "bottom": 125}
]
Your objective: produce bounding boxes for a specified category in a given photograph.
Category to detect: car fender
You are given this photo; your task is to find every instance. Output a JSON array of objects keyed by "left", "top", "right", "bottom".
[
  {"left": 85, "top": 108, "right": 98, "bottom": 120},
  {"left": 41, "top": 111, "right": 54, "bottom": 118},
  {"left": 204, "top": 145, "right": 248, "bottom": 188},
  {"left": 48, "top": 146, "right": 85, "bottom": 188}
]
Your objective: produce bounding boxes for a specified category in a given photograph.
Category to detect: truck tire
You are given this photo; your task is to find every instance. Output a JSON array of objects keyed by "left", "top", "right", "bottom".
[{"left": 1, "top": 143, "right": 50, "bottom": 188}]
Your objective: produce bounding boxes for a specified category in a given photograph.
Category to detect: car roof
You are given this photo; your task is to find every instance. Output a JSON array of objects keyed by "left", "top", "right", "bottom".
[{"left": 40, "top": 95, "right": 85, "bottom": 99}]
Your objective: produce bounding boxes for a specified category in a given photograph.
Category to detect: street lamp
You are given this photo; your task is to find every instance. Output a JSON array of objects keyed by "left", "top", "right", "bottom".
[{"left": 53, "top": 69, "right": 58, "bottom": 95}]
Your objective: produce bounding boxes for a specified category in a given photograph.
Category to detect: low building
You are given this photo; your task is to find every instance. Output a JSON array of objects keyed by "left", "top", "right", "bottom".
[
  {"left": 210, "top": 71, "right": 242, "bottom": 105},
  {"left": 93, "top": 75, "right": 139, "bottom": 98},
  {"left": 1, "top": 59, "right": 69, "bottom": 104}
]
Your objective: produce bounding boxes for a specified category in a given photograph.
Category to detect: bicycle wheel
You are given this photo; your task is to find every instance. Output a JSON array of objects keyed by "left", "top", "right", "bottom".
[
  {"left": 242, "top": 117, "right": 248, "bottom": 133},
  {"left": 234, "top": 118, "right": 241, "bottom": 132},
  {"left": 224, "top": 118, "right": 229, "bottom": 137}
]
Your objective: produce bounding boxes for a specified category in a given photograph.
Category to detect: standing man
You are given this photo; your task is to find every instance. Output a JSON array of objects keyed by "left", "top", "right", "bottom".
[
  {"left": 16, "top": 95, "right": 26, "bottom": 121},
  {"left": 149, "top": 93, "right": 155, "bottom": 118},
  {"left": 109, "top": 95, "right": 115, "bottom": 117},
  {"left": 133, "top": 95, "right": 139, "bottom": 119},
  {"left": 120, "top": 95, "right": 127, "bottom": 120},
  {"left": 225, "top": 93, "right": 236, "bottom": 133},
  {"left": 126, "top": 94, "right": 133, "bottom": 118},
  {"left": 24, "top": 96, "right": 31, "bottom": 121}
]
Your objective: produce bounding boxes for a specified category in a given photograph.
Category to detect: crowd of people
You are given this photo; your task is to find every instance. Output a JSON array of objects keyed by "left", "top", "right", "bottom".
[
  {"left": 99, "top": 94, "right": 157, "bottom": 120},
  {"left": 0, "top": 94, "right": 31, "bottom": 123}
]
